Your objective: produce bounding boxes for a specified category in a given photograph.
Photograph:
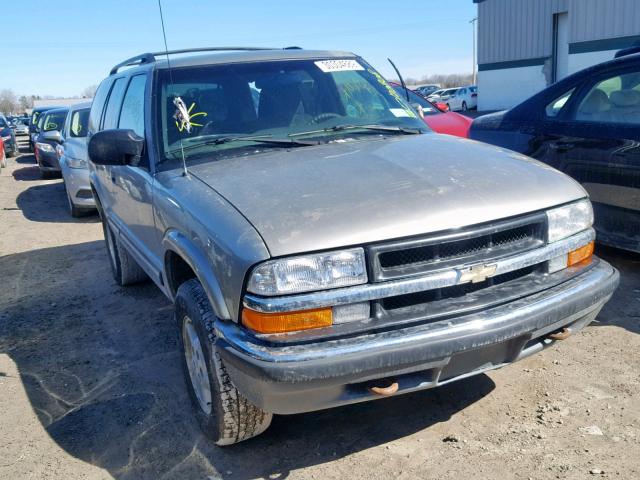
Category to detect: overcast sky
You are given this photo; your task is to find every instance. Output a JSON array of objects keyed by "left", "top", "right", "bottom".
[{"left": 2, "top": 0, "right": 477, "bottom": 98}]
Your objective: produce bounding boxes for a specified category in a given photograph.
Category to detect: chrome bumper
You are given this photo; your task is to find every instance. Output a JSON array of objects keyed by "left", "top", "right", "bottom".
[
  {"left": 244, "top": 229, "right": 595, "bottom": 313},
  {"left": 216, "top": 258, "right": 618, "bottom": 414}
]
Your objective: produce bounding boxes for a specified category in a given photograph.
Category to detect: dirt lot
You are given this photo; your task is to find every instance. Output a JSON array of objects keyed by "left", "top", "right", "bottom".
[{"left": 1, "top": 139, "right": 639, "bottom": 480}]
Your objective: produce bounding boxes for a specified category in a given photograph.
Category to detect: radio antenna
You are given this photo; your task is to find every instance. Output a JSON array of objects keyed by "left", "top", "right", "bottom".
[{"left": 158, "top": 0, "right": 188, "bottom": 177}]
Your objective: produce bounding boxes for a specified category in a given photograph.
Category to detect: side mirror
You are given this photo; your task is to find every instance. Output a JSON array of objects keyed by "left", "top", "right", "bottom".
[
  {"left": 88, "top": 129, "right": 144, "bottom": 166},
  {"left": 42, "top": 130, "right": 63, "bottom": 143},
  {"left": 436, "top": 102, "right": 450, "bottom": 112}
]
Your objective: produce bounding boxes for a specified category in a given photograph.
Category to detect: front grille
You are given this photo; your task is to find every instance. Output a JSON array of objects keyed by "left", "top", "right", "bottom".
[
  {"left": 382, "top": 265, "right": 536, "bottom": 310},
  {"left": 369, "top": 213, "right": 546, "bottom": 282}
]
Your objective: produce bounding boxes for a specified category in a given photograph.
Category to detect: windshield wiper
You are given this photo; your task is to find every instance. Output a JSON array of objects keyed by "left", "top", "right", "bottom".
[
  {"left": 289, "top": 124, "right": 423, "bottom": 138},
  {"left": 168, "top": 134, "right": 319, "bottom": 156}
]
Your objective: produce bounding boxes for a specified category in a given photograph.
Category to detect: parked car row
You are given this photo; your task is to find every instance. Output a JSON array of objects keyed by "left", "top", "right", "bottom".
[
  {"left": 11, "top": 102, "right": 97, "bottom": 216},
  {"left": 427, "top": 85, "right": 477, "bottom": 111}
]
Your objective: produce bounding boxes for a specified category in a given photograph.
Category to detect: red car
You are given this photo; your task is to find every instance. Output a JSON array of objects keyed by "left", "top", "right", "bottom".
[
  {"left": 0, "top": 137, "right": 6, "bottom": 169},
  {"left": 391, "top": 83, "right": 472, "bottom": 137}
]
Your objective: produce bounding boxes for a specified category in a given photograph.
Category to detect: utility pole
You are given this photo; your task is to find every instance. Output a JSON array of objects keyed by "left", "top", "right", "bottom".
[{"left": 470, "top": 17, "right": 477, "bottom": 85}]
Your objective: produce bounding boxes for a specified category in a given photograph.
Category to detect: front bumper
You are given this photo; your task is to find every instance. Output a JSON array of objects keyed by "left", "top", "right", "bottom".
[
  {"left": 2, "top": 137, "right": 17, "bottom": 155},
  {"left": 216, "top": 259, "right": 618, "bottom": 414},
  {"left": 37, "top": 149, "right": 60, "bottom": 171},
  {"left": 61, "top": 162, "right": 95, "bottom": 209}
]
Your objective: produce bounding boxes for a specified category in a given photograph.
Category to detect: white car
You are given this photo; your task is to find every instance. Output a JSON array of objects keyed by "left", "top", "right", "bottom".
[
  {"left": 14, "top": 120, "right": 29, "bottom": 136},
  {"left": 427, "top": 88, "right": 450, "bottom": 103},
  {"left": 446, "top": 86, "right": 477, "bottom": 112}
]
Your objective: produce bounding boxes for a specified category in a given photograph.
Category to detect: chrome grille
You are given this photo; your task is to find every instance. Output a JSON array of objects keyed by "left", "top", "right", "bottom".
[
  {"left": 382, "top": 265, "right": 536, "bottom": 311},
  {"left": 369, "top": 213, "right": 546, "bottom": 282}
]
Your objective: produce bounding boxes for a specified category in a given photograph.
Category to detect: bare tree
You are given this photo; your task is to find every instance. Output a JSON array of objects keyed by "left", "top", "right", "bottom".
[
  {"left": 81, "top": 85, "right": 98, "bottom": 98},
  {"left": 0, "top": 89, "right": 18, "bottom": 115},
  {"left": 18, "top": 95, "right": 33, "bottom": 112},
  {"left": 410, "top": 73, "right": 474, "bottom": 88}
]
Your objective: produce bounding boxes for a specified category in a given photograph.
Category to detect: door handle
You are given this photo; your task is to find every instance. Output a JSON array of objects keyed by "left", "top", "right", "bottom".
[{"left": 549, "top": 142, "right": 575, "bottom": 152}]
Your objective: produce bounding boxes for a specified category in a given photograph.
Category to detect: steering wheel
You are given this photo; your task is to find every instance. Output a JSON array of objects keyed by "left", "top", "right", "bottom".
[{"left": 311, "top": 112, "right": 342, "bottom": 124}]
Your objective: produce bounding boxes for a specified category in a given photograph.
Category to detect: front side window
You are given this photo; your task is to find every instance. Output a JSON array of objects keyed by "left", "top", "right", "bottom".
[
  {"left": 102, "top": 77, "right": 127, "bottom": 130},
  {"left": 156, "top": 58, "right": 425, "bottom": 163},
  {"left": 575, "top": 71, "right": 640, "bottom": 124},
  {"left": 69, "top": 109, "right": 90, "bottom": 137},
  {"left": 88, "top": 79, "right": 113, "bottom": 134},
  {"left": 118, "top": 75, "right": 146, "bottom": 137},
  {"left": 545, "top": 88, "right": 574, "bottom": 117},
  {"left": 42, "top": 111, "right": 67, "bottom": 131}
]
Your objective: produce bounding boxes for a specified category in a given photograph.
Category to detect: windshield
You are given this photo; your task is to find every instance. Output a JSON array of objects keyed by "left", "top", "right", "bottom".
[
  {"left": 156, "top": 57, "right": 426, "bottom": 162},
  {"left": 32, "top": 111, "right": 43, "bottom": 125},
  {"left": 42, "top": 111, "right": 67, "bottom": 132}
]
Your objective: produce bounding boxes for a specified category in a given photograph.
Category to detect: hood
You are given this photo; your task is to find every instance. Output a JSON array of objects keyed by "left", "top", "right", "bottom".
[
  {"left": 470, "top": 110, "right": 509, "bottom": 130},
  {"left": 189, "top": 134, "right": 586, "bottom": 257}
]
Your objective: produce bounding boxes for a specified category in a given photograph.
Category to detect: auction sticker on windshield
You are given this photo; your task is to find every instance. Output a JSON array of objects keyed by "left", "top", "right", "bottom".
[{"left": 315, "top": 59, "right": 364, "bottom": 73}]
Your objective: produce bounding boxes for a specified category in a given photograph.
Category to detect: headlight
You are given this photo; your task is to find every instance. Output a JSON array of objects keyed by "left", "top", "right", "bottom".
[
  {"left": 247, "top": 248, "right": 368, "bottom": 296},
  {"left": 1, "top": 135, "right": 10, "bottom": 142},
  {"left": 36, "top": 142, "right": 55, "bottom": 153},
  {"left": 67, "top": 156, "right": 88, "bottom": 169},
  {"left": 546, "top": 199, "right": 593, "bottom": 243}
]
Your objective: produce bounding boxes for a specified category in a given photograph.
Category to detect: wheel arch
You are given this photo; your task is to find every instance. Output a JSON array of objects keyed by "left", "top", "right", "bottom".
[{"left": 163, "top": 230, "right": 231, "bottom": 321}]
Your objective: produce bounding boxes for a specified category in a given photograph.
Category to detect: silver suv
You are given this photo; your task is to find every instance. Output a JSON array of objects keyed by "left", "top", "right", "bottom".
[{"left": 87, "top": 47, "right": 619, "bottom": 445}]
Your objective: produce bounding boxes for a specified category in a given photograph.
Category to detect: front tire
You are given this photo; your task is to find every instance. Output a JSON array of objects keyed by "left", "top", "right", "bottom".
[
  {"left": 100, "top": 212, "right": 147, "bottom": 286},
  {"left": 461, "top": 101, "right": 468, "bottom": 111},
  {"left": 176, "top": 279, "right": 272, "bottom": 445}
]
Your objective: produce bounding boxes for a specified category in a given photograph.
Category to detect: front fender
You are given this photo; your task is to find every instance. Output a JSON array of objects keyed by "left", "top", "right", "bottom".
[{"left": 163, "top": 229, "right": 231, "bottom": 320}]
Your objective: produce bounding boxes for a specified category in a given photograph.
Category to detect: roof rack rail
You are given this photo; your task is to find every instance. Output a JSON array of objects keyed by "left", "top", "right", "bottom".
[
  {"left": 110, "top": 47, "right": 294, "bottom": 75},
  {"left": 615, "top": 45, "right": 640, "bottom": 58},
  {"left": 149, "top": 46, "right": 277, "bottom": 56},
  {"left": 110, "top": 53, "right": 156, "bottom": 75}
]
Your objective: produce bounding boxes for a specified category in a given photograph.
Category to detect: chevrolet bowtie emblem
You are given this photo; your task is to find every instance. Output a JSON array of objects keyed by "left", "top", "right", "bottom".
[{"left": 458, "top": 263, "right": 498, "bottom": 284}]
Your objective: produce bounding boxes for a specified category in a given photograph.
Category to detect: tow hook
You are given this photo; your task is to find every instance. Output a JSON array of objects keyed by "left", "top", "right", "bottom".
[
  {"left": 368, "top": 379, "right": 399, "bottom": 396},
  {"left": 549, "top": 327, "right": 571, "bottom": 341}
]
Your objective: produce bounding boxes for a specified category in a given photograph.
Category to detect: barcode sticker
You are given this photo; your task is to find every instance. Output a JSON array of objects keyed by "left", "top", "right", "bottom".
[{"left": 315, "top": 59, "right": 364, "bottom": 73}]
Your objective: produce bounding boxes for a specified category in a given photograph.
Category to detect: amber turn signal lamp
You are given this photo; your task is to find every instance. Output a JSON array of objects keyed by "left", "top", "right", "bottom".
[
  {"left": 567, "top": 241, "right": 594, "bottom": 267},
  {"left": 242, "top": 307, "right": 333, "bottom": 334}
]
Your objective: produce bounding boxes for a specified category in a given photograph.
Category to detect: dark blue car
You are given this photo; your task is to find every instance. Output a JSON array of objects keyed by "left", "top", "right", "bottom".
[
  {"left": 470, "top": 49, "right": 640, "bottom": 253},
  {"left": 0, "top": 115, "right": 18, "bottom": 157}
]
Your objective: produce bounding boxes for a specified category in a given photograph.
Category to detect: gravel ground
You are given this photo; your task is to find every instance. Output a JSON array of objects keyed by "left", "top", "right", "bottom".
[{"left": 1, "top": 139, "right": 639, "bottom": 480}]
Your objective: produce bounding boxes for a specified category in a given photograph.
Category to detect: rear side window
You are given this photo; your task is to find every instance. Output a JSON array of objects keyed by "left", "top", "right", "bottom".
[
  {"left": 118, "top": 75, "right": 146, "bottom": 137},
  {"left": 575, "top": 71, "right": 640, "bottom": 125},
  {"left": 70, "top": 109, "right": 90, "bottom": 137},
  {"left": 102, "top": 78, "right": 128, "bottom": 129},
  {"left": 88, "top": 79, "right": 113, "bottom": 134}
]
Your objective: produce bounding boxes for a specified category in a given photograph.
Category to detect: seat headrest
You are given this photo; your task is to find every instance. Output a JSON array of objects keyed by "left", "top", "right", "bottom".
[
  {"left": 609, "top": 89, "right": 640, "bottom": 107},
  {"left": 580, "top": 89, "right": 610, "bottom": 114}
]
